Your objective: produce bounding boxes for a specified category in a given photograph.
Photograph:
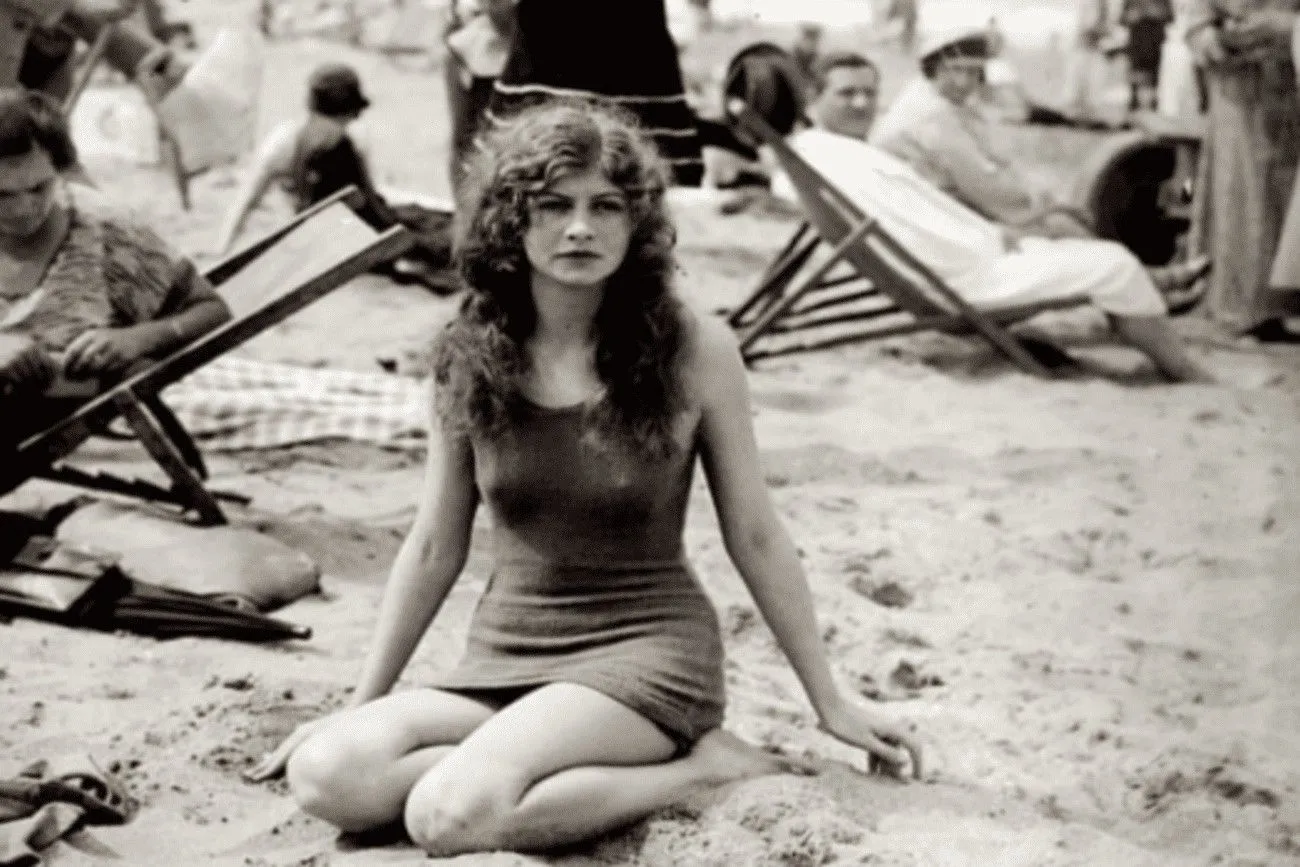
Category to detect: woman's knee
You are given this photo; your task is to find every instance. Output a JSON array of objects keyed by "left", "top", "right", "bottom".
[
  {"left": 285, "top": 729, "right": 387, "bottom": 829},
  {"left": 402, "top": 760, "right": 522, "bottom": 856}
]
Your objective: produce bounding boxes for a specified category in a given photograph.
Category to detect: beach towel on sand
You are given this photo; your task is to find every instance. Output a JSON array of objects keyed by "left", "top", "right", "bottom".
[{"left": 156, "top": 357, "right": 428, "bottom": 452}]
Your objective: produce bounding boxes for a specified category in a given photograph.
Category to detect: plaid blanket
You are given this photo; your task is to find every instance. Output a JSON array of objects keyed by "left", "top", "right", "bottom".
[{"left": 159, "top": 358, "right": 429, "bottom": 452}]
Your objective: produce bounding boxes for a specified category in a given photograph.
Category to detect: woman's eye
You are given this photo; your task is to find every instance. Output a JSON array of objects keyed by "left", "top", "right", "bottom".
[
  {"left": 594, "top": 200, "right": 626, "bottom": 213},
  {"left": 535, "top": 199, "right": 568, "bottom": 213}
]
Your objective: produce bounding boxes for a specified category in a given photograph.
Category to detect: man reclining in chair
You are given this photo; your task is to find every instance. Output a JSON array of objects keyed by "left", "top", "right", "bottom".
[
  {"left": 0, "top": 89, "right": 230, "bottom": 444},
  {"left": 741, "top": 50, "right": 1216, "bottom": 384}
]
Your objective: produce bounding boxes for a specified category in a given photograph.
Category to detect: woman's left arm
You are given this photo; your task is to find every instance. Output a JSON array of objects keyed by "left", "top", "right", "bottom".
[
  {"left": 693, "top": 316, "right": 925, "bottom": 778},
  {"left": 63, "top": 226, "right": 231, "bottom": 378},
  {"left": 119, "top": 262, "right": 231, "bottom": 355}
]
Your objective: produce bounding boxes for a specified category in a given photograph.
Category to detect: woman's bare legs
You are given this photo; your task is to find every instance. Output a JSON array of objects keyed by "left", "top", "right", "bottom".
[
  {"left": 402, "top": 683, "right": 789, "bottom": 857},
  {"left": 286, "top": 689, "right": 497, "bottom": 832},
  {"left": 1111, "top": 314, "right": 1217, "bottom": 383}
]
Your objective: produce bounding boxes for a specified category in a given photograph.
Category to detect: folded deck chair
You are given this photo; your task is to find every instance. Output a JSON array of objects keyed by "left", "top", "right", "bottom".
[
  {"left": 1, "top": 186, "right": 416, "bottom": 526},
  {"left": 724, "top": 100, "right": 1090, "bottom": 377}
]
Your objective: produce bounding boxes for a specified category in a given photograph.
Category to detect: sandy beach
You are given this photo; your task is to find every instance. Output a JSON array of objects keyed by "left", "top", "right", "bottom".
[{"left": 4, "top": 2, "right": 1300, "bottom": 865}]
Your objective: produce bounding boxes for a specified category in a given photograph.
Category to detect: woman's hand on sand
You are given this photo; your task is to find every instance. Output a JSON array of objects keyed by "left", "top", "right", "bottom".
[
  {"left": 244, "top": 717, "right": 327, "bottom": 783},
  {"left": 815, "top": 695, "right": 924, "bottom": 781}
]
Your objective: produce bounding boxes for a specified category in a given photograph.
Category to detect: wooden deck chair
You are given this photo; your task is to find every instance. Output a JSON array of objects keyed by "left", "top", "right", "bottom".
[
  {"left": 724, "top": 100, "right": 1090, "bottom": 377},
  {"left": 1, "top": 187, "right": 416, "bottom": 526}
]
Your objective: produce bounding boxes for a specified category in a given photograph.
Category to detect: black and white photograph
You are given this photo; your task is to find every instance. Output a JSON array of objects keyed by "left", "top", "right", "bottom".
[{"left": 1, "top": 0, "right": 1297, "bottom": 863}]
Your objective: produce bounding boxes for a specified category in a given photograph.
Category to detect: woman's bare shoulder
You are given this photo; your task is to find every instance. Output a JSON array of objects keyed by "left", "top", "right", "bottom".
[
  {"left": 677, "top": 301, "right": 745, "bottom": 398},
  {"left": 255, "top": 120, "right": 304, "bottom": 171}
]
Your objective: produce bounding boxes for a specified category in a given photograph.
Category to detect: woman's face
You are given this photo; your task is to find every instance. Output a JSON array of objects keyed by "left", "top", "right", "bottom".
[
  {"left": 0, "top": 148, "right": 58, "bottom": 240},
  {"left": 523, "top": 166, "right": 632, "bottom": 291}
]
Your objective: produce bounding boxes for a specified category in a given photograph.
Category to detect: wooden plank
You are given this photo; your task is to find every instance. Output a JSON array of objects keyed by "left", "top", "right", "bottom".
[
  {"left": 17, "top": 215, "right": 415, "bottom": 470},
  {"left": 114, "top": 391, "right": 227, "bottom": 526},
  {"left": 727, "top": 223, "right": 817, "bottom": 329},
  {"left": 745, "top": 296, "right": 1091, "bottom": 364},
  {"left": 63, "top": 25, "right": 113, "bottom": 114},
  {"left": 205, "top": 187, "right": 366, "bottom": 286},
  {"left": 736, "top": 217, "right": 877, "bottom": 355}
]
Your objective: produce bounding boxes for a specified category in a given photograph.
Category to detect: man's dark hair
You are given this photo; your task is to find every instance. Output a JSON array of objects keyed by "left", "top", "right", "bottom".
[
  {"left": 0, "top": 88, "right": 77, "bottom": 171},
  {"left": 811, "top": 51, "right": 878, "bottom": 95}
]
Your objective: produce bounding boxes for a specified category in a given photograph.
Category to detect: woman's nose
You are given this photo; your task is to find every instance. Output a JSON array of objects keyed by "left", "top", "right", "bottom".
[{"left": 565, "top": 212, "right": 595, "bottom": 239}]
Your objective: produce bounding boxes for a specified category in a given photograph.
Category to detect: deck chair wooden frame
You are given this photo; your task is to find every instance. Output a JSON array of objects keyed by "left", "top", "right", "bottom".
[
  {"left": 61, "top": 21, "right": 194, "bottom": 210},
  {"left": 2, "top": 186, "right": 416, "bottom": 526},
  {"left": 725, "top": 100, "right": 1090, "bottom": 377}
]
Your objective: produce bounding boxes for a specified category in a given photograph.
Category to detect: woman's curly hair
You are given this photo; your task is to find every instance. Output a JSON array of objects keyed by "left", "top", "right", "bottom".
[{"left": 433, "top": 100, "right": 687, "bottom": 460}]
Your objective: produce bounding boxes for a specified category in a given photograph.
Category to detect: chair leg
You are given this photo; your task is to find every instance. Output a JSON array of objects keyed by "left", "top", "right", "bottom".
[
  {"left": 737, "top": 218, "right": 877, "bottom": 356},
  {"left": 727, "top": 223, "right": 819, "bottom": 329},
  {"left": 113, "top": 391, "right": 226, "bottom": 526},
  {"left": 140, "top": 394, "right": 208, "bottom": 480}
]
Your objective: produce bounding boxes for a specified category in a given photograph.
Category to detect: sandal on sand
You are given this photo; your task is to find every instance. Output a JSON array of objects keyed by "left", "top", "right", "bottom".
[{"left": 0, "top": 755, "right": 137, "bottom": 826}]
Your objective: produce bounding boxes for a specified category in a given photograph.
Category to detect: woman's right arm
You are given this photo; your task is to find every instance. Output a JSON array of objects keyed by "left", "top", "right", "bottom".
[
  {"left": 347, "top": 396, "right": 480, "bottom": 707},
  {"left": 214, "top": 123, "right": 297, "bottom": 256},
  {"left": 243, "top": 408, "right": 479, "bottom": 782}
]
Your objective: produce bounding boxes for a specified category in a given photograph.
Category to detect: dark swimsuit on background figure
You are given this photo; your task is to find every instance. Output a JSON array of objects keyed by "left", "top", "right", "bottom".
[
  {"left": 281, "top": 127, "right": 454, "bottom": 277},
  {"left": 434, "top": 397, "right": 726, "bottom": 752},
  {"left": 487, "top": 0, "right": 707, "bottom": 186}
]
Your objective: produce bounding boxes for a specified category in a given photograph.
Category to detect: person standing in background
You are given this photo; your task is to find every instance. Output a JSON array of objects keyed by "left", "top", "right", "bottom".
[
  {"left": 443, "top": 0, "right": 515, "bottom": 196},
  {"left": 1121, "top": 0, "right": 1175, "bottom": 110},
  {"left": 791, "top": 23, "right": 824, "bottom": 85},
  {"left": 884, "top": 0, "right": 918, "bottom": 51},
  {"left": 1186, "top": 0, "right": 1300, "bottom": 342},
  {"left": 1066, "top": 0, "right": 1114, "bottom": 119},
  {"left": 1158, "top": 0, "right": 1209, "bottom": 116},
  {"left": 486, "top": 0, "right": 709, "bottom": 187},
  {"left": 1266, "top": 10, "right": 1300, "bottom": 298}
]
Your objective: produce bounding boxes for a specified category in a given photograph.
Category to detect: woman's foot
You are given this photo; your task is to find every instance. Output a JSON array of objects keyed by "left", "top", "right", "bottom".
[{"left": 688, "top": 729, "right": 811, "bottom": 789}]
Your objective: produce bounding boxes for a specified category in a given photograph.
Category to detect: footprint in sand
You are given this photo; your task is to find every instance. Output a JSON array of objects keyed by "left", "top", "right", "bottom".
[
  {"left": 848, "top": 575, "right": 913, "bottom": 609},
  {"left": 749, "top": 387, "right": 851, "bottom": 415}
]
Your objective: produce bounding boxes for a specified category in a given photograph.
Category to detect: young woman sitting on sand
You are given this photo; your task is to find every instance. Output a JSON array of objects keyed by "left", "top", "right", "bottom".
[{"left": 246, "top": 101, "right": 925, "bottom": 857}]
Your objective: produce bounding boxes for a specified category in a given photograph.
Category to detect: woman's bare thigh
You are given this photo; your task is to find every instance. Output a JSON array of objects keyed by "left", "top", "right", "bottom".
[
  {"left": 410, "top": 682, "right": 677, "bottom": 799},
  {"left": 306, "top": 687, "right": 502, "bottom": 759}
]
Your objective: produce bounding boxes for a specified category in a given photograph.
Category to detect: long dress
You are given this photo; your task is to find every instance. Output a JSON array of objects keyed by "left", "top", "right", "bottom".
[
  {"left": 1270, "top": 17, "right": 1300, "bottom": 289},
  {"left": 433, "top": 397, "right": 726, "bottom": 753},
  {"left": 486, "top": 0, "right": 706, "bottom": 187},
  {"left": 1186, "top": 0, "right": 1300, "bottom": 331}
]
